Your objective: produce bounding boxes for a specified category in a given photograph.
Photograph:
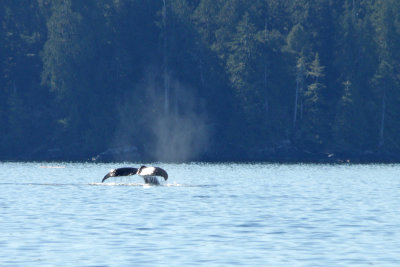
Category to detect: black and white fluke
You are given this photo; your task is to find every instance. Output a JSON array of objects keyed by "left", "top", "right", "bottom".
[{"left": 102, "top": 166, "right": 168, "bottom": 185}]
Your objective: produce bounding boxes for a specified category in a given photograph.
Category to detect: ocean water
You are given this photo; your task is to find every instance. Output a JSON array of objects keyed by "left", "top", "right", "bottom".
[{"left": 1, "top": 162, "right": 399, "bottom": 266}]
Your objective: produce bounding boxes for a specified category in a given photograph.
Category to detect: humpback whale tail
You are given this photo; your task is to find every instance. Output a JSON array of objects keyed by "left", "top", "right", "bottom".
[
  {"left": 102, "top": 167, "right": 138, "bottom": 183},
  {"left": 102, "top": 166, "right": 168, "bottom": 185}
]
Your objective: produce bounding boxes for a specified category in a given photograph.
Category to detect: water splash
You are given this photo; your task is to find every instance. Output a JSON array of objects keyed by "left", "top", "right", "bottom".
[{"left": 89, "top": 182, "right": 192, "bottom": 187}]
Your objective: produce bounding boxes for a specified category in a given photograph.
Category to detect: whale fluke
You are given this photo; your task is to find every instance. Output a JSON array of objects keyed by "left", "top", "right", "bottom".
[
  {"left": 137, "top": 166, "right": 168, "bottom": 181},
  {"left": 101, "top": 166, "right": 168, "bottom": 185},
  {"left": 102, "top": 167, "right": 138, "bottom": 182}
]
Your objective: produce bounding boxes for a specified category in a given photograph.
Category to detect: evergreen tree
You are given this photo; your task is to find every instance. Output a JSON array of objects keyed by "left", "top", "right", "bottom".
[
  {"left": 301, "top": 53, "right": 327, "bottom": 150},
  {"left": 331, "top": 0, "right": 364, "bottom": 152},
  {"left": 332, "top": 80, "right": 364, "bottom": 152},
  {"left": 0, "top": 1, "right": 48, "bottom": 157},
  {"left": 286, "top": 23, "right": 310, "bottom": 132},
  {"left": 41, "top": 0, "right": 99, "bottom": 155},
  {"left": 226, "top": 12, "right": 265, "bottom": 145},
  {"left": 293, "top": 55, "right": 306, "bottom": 130},
  {"left": 371, "top": 0, "right": 400, "bottom": 150}
]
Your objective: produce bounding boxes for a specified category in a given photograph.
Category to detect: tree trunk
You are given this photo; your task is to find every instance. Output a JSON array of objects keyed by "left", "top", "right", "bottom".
[
  {"left": 294, "top": 57, "right": 305, "bottom": 127},
  {"left": 264, "top": 19, "right": 269, "bottom": 114},
  {"left": 379, "top": 89, "right": 386, "bottom": 148},
  {"left": 293, "top": 72, "right": 300, "bottom": 129}
]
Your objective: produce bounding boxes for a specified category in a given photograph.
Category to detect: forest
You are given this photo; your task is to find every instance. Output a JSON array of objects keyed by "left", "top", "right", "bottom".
[{"left": 1, "top": 0, "right": 400, "bottom": 162}]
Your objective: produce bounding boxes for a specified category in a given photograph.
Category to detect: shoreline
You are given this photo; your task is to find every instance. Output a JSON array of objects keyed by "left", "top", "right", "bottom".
[{"left": 1, "top": 151, "right": 400, "bottom": 164}]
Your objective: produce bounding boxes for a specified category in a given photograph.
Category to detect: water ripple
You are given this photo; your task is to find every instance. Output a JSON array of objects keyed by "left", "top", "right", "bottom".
[{"left": 1, "top": 162, "right": 400, "bottom": 266}]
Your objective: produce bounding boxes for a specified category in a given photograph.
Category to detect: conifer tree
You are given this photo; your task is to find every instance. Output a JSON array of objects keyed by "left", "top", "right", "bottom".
[
  {"left": 371, "top": 0, "right": 400, "bottom": 150},
  {"left": 301, "top": 53, "right": 327, "bottom": 149}
]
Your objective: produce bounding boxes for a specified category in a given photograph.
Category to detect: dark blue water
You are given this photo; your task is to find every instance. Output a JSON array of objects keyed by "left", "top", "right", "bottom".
[{"left": 1, "top": 162, "right": 399, "bottom": 266}]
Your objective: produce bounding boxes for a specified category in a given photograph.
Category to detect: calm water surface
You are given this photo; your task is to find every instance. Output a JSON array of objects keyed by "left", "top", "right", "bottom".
[{"left": 1, "top": 162, "right": 399, "bottom": 266}]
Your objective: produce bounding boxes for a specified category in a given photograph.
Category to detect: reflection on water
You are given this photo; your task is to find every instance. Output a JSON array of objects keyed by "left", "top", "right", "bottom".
[{"left": 1, "top": 162, "right": 400, "bottom": 266}]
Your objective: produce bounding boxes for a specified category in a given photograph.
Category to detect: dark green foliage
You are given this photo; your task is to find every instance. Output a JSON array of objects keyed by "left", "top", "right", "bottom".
[{"left": 1, "top": 0, "right": 400, "bottom": 161}]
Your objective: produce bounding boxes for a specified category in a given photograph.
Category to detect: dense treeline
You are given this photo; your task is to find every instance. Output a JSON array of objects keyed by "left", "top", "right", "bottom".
[{"left": 1, "top": 0, "right": 400, "bottom": 162}]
